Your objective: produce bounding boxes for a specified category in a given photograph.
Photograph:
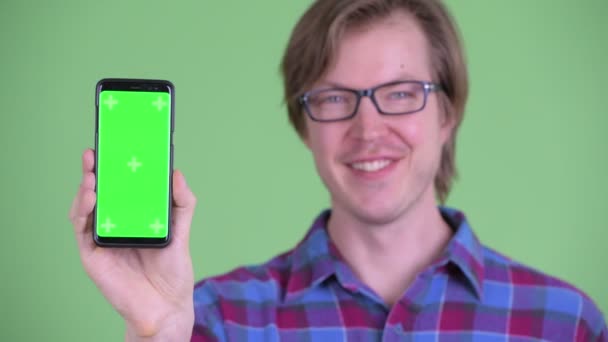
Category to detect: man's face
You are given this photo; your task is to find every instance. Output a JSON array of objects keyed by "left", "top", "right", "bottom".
[{"left": 303, "top": 13, "right": 453, "bottom": 225}]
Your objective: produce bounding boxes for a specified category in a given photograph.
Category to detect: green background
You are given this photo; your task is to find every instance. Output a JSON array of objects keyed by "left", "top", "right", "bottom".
[
  {"left": 97, "top": 91, "right": 171, "bottom": 238},
  {"left": 0, "top": 0, "right": 606, "bottom": 340}
]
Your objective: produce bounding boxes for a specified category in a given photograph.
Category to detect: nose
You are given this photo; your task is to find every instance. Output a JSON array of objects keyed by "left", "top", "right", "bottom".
[{"left": 348, "top": 96, "right": 388, "bottom": 141}]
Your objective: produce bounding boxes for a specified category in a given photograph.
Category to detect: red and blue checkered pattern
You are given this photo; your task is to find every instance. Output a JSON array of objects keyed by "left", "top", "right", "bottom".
[{"left": 192, "top": 208, "right": 607, "bottom": 341}]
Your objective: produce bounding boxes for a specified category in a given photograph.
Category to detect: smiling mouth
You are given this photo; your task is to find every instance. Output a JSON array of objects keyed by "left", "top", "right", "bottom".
[{"left": 349, "top": 159, "right": 394, "bottom": 172}]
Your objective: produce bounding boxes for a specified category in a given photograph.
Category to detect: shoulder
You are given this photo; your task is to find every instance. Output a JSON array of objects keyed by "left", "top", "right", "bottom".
[
  {"left": 191, "top": 250, "right": 295, "bottom": 339},
  {"left": 193, "top": 248, "right": 294, "bottom": 306},
  {"left": 481, "top": 246, "right": 607, "bottom": 339}
]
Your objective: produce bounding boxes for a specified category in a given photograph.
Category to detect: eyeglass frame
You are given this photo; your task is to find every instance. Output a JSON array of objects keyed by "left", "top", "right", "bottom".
[{"left": 299, "top": 80, "right": 442, "bottom": 123}]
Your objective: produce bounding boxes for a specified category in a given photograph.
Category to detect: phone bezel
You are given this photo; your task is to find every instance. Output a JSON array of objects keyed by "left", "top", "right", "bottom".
[{"left": 93, "top": 78, "right": 175, "bottom": 248}]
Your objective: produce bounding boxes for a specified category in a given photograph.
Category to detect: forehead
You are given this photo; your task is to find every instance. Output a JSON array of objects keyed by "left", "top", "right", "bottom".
[{"left": 320, "top": 11, "right": 432, "bottom": 88}]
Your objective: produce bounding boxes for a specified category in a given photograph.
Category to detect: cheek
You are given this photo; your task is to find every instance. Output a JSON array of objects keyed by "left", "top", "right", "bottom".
[
  {"left": 397, "top": 113, "right": 443, "bottom": 151},
  {"left": 400, "top": 119, "right": 424, "bottom": 146},
  {"left": 306, "top": 124, "right": 339, "bottom": 160}
]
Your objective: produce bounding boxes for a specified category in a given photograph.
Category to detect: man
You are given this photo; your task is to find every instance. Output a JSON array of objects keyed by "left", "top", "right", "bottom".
[{"left": 70, "top": 0, "right": 607, "bottom": 341}]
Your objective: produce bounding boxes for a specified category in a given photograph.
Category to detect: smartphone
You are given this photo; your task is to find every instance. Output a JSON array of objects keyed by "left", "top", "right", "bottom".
[{"left": 94, "top": 78, "right": 174, "bottom": 247}]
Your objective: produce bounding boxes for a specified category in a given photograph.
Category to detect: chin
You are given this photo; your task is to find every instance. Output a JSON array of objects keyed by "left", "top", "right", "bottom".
[
  {"left": 345, "top": 199, "right": 408, "bottom": 226},
  {"left": 330, "top": 181, "right": 431, "bottom": 227}
]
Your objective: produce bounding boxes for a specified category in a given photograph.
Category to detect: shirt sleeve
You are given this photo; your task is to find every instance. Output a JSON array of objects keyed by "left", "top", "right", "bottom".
[
  {"left": 191, "top": 280, "right": 226, "bottom": 342},
  {"left": 596, "top": 322, "right": 607, "bottom": 342},
  {"left": 576, "top": 295, "right": 608, "bottom": 342}
]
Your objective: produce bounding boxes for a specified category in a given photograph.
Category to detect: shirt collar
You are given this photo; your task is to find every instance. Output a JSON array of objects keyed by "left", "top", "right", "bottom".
[
  {"left": 284, "top": 207, "right": 486, "bottom": 303},
  {"left": 285, "top": 210, "right": 336, "bottom": 303},
  {"left": 439, "top": 207, "right": 485, "bottom": 299}
]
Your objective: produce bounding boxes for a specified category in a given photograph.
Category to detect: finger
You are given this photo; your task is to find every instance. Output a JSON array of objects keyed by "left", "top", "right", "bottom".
[
  {"left": 70, "top": 149, "right": 96, "bottom": 234},
  {"left": 69, "top": 187, "right": 96, "bottom": 234},
  {"left": 82, "top": 148, "right": 95, "bottom": 174},
  {"left": 71, "top": 149, "right": 96, "bottom": 232},
  {"left": 171, "top": 169, "right": 196, "bottom": 243},
  {"left": 80, "top": 171, "right": 96, "bottom": 192},
  {"left": 69, "top": 187, "right": 97, "bottom": 251}
]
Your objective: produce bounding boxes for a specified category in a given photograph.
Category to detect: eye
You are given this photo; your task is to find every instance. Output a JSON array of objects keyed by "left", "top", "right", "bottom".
[
  {"left": 320, "top": 95, "right": 347, "bottom": 104},
  {"left": 309, "top": 91, "right": 351, "bottom": 106},
  {"left": 388, "top": 91, "right": 414, "bottom": 100}
]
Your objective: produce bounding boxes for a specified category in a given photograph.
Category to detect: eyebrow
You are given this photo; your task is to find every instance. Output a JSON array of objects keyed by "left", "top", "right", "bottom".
[{"left": 316, "top": 73, "right": 424, "bottom": 89}]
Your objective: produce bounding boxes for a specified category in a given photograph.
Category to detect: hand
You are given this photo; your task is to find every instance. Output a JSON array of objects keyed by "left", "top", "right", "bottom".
[{"left": 69, "top": 149, "right": 196, "bottom": 341}]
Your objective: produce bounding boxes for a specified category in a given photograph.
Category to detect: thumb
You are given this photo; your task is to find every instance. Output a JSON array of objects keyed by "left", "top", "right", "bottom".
[{"left": 171, "top": 169, "right": 197, "bottom": 243}]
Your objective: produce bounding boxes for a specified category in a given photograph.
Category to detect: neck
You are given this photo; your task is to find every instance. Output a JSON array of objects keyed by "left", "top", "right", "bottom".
[{"left": 327, "top": 189, "right": 453, "bottom": 307}]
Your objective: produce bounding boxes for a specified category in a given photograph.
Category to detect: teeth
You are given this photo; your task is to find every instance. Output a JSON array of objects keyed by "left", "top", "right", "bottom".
[{"left": 350, "top": 159, "right": 392, "bottom": 172}]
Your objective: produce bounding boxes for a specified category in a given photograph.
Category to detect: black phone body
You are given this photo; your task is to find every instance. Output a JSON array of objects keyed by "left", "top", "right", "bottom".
[{"left": 94, "top": 78, "right": 174, "bottom": 247}]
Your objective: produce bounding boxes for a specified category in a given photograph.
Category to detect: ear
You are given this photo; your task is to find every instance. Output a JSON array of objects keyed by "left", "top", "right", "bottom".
[
  {"left": 298, "top": 121, "right": 312, "bottom": 149},
  {"left": 303, "top": 137, "right": 312, "bottom": 150},
  {"left": 439, "top": 111, "right": 456, "bottom": 146},
  {"left": 301, "top": 132, "right": 312, "bottom": 150}
]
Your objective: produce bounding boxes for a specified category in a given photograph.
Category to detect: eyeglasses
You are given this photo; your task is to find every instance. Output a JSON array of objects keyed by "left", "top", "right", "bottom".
[{"left": 299, "top": 80, "right": 442, "bottom": 122}]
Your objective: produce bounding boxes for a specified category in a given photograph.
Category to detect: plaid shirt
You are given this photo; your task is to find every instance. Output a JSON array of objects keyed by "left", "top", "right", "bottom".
[{"left": 192, "top": 208, "right": 607, "bottom": 341}]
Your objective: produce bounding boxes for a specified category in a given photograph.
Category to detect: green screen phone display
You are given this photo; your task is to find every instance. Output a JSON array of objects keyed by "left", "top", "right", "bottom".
[{"left": 95, "top": 83, "right": 173, "bottom": 245}]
